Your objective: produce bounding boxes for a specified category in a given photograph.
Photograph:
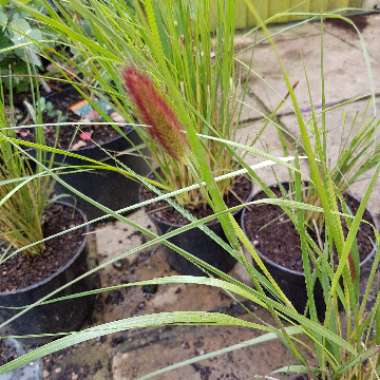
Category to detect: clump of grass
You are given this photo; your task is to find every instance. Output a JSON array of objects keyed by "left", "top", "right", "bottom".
[
  {"left": 124, "top": 0, "right": 249, "bottom": 208},
  {"left": 2, "top": 4, "right": 378, "bottom": 380},
  {"left": 23, "top": 0, "right": 250, "bottom": 208},
  {"left": 0, "top": 79, "right": 53, "bottom": 257},
  {"left": 241, "top": 3, "right": 380, "bottom": 378},
  {"left": 296, "top": 105, "right": 380, "bottom": 233}
]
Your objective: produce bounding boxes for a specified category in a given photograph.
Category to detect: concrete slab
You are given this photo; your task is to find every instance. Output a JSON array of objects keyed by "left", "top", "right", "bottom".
[
  {"left": 94, "top": 208, "right": 155, "bottom": 266},
  {"left": 238, "top": 16, "right": 380, "bottom": 116},
  {"left": 236, "top": 21, "right": 322, "bottom": 49},
  {"left": 235, "top": 22, "right": 322, "bottom": 123},
  {"left": 238, "top": 92, "right": 268, "bottom": 123},
  {"left": 323, "top": 13, "right": 380, "bottom": 64},
  {"left": 363, "top": 1, "right": 380, "bottom": 10},
  {"left": 112, "top": 323, "right": 293, "bottom": 380}
]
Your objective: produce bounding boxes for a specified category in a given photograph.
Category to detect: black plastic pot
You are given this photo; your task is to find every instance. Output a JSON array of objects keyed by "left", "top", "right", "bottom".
[
  {"left": 0, "top": 203, "right": 97, "bottom": 346},
  {"left": 0, "top": 339, "right": 42, "bottom": 380},
  {"left": 52, "top": 128, "right": 149, "bottom": 220},
  {"left": 32, "top": 86, "right": 149, "bottom": 220},
  {"left": 241, "top": 183, "right": 377, "bottom": 316},
  {"left": 141, "top": 175, "right": 252, "bottom": 276}
]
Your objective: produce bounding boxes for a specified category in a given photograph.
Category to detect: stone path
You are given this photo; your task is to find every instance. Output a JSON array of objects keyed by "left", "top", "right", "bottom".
[{"left": 42, "top": 13, "right": 380, "bottom": 380}]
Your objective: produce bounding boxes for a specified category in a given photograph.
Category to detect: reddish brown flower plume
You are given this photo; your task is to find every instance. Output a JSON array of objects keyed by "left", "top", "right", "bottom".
[{"left": 122, "top": 67, "right": 188, "bottom": 160}]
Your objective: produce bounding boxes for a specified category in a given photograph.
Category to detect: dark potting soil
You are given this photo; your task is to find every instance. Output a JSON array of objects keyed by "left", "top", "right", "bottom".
[
  {"left": 243, "top": 188, "right": 376, "bottom": 272},
  {"left": 16, "top": 83, "right": 120, "bottom": 151},
  {"left": 0, "top": 203, "right": 86, "bottom": 293},
  {"left": 141, "top": 175, "right": 252, "bottom": 226},
  {"left": 0, "top": 340, "right": 18, "bottom": 366}
]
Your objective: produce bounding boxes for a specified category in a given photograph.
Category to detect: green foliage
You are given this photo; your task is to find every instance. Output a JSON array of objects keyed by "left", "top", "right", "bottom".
[
  {"left": 0, "top": 3, "right": 378, "bottom": 380},
  {"left": 0, "top": 78, "right": 53, "bottom": 257},
  {"left": 241, "top": 2, "right": 380, "bottom": 378},
  {"left": 0, "top": 0, "right": 45, "bottom": 92},
  {"left": 31, "top": 96, "right": 66, "bottom": 122},
  {"left": 19, "top": 0, "right": 252, "bottom": 207}
]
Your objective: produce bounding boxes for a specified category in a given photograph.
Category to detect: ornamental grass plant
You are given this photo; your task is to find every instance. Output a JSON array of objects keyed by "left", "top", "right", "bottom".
[
  {"left": 0, "top": 78, "right": 53, "bottom": 258},
  {"left": 0, "top": 2, "right": 379, "bottom": 380},
  {"left": 20, "top": 0, "right": 253, "bottom": 209},
  {"left": 236, "top": 3, "right": 380, "bottom": 378},
  {"left": 19, "top": 0, "right": 268, "bottom": 277}
]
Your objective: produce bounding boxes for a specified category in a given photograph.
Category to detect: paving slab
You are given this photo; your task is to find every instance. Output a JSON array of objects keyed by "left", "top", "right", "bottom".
[
  {"left": 323, "top": 13, "right": 380, "bottom": 64},
  {"left": 363, "top": 1, "right": 380, "bottom": 10},
  {"left": 112, "top": 323, "right": 293, "bottom": 380},
  {"left": 238, "top": 14, "right": 380, "bottom": 118},
  {"left": 94, "top": 209, "right": 153, "bottom": 266},
  {"left": 234, "top": 22, "right": 322, "bottom": 123}
]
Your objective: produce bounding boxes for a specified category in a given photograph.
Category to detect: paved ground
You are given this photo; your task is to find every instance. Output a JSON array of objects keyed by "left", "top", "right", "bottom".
[{"left": 40, "top": 13, "right": 380, "bottom": 380}]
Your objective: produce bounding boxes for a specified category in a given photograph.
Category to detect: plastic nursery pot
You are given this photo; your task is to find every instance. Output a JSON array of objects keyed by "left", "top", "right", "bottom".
[
  {"left": 0, "top": 202, "right": 97, "bottom": 346},
  {"left": 241, "top": 182, "right": 377, "bottom": 316},
  {"left": 0, "top": 339, "right": 42, "bottom": 380},
  {"left": 33, "top": 85, "right": 150, "bottom": 221},
  {"left": 140, "top": 173, "right": 252, "bottom": 276},
  {"left": 52, "top": 128, "right": 149, "bottom": 221}
]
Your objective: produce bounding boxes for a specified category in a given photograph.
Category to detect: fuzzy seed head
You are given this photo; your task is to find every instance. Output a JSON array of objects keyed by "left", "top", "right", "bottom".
[{"left": 122, "top": 67, "right": 188, "bottom": 160}]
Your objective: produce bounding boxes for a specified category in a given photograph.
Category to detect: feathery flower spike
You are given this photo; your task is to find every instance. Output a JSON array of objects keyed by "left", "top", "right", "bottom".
[{"left": 122, "top": 67, "right": 188, "bottom": 160}]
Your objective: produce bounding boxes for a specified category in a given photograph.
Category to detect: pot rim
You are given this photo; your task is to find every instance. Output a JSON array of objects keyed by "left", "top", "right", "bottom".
[
  {"left": 68, "top": 124, "right": 134, "bottom": 154},
  {"left": 31, "top": 84, "right": 135, "bottom": 153},
  {"left": 139, "top": 170, "right": 253, "bottom": 229},
  {"left": 24, "top": 119, "right": 135, "bottom": 156},
  {"left": 0, "top": 201, "right": 89, "bottom": 296},
  {"left": 241, "top": 181, "right": 378, "bottom": 278}
]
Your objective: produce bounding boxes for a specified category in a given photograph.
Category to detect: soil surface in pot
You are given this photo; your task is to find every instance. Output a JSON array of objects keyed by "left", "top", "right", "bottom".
[
  {"left": 0, "top": 203, "right": 86, "bottom": 292},
  {"left": 15, "top": 82, "right": 121, "bottom": 151},
  {"left": 244, "top": 187, "right": 376, "bottom": 272},
  {"left": 0, "top": 340, "right": 18, "bottom": 366},
  {"left": 141, "top": 175, "right": 252, "bottom": 226}
]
